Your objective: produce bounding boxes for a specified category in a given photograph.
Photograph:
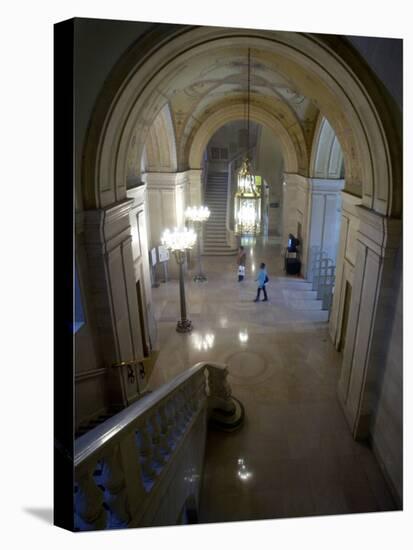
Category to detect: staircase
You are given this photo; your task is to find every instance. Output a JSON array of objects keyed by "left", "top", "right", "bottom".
[
  {"left": 278, "top": 276, "right": 330, "bottom": 322},
  {"left": 73, "top": 362, "right": 244, "bottom": 531},
  {"left": 203, "top": 172, "right": 237, "bottom": 256}
]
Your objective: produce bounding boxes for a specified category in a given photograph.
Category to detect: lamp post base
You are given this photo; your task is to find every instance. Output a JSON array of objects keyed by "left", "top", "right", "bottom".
[
  {"left": 193, "top": 273, "right": 207, "bottom": 282},
  {"left": 176, "top": 319, "right": 193, "bottom": 333}
]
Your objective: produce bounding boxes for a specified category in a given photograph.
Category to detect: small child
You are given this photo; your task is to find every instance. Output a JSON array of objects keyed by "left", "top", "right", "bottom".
[
  {"left": 237, "top": 246, "right": 246, "bottom": 282},
  {"left": 254, "top": 262, "right": 269, "bottom": 302}
]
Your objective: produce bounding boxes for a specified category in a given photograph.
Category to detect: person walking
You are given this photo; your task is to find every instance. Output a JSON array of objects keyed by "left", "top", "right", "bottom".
[
  {"left": 254, "top": 262, "right": 269, "bottom": 302},
  {"left": 237, "top": 245, "right": 247, "bottom": 282}
]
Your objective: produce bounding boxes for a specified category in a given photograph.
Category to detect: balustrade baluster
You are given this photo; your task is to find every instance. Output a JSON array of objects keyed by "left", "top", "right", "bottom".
[
  {"left": 74, "top": 364, "right": 213, "bottom": 530},
  {"left": 163, "top": 397, "right": 176, "bottom": 447},
  {"left": 75, "top": 468, "right": 107, "bottom": 531},
  {"left": 135, "top": 419, "right": 157, "bottom": 488},
  {"left": 100, "top": 446, "right": 131, "bottom": 528},
  {"left": 181, "top": 386, "right": 193, "bottom": 422},
  {"left": 173, "top": 390, "right": 186, "bottom": 436},
  {"left": 148, "top": 409, "right": 166, "bottom": 466},
  {"left": 158, "top": 402, "right": 172, "bottom": 456},
  {"left": 186, "top": 378, "right": 197, "bottom": 414},
  {"left": 118, "top": 431, "right": 147, "bottom": 520}
]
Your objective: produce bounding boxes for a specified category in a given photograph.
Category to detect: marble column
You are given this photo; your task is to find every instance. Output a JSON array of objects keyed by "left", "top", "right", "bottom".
[
  {"left": 304, "top": 179, "right": 344, "bottom": 277},
  {"left": 186, "top": 169, "right": 203, "bottom": 207},
  {"left": 144, "top": 172, "right": 187, "bottom": 249},
  {"left": 337, "top": 206, "right": 401, "bottom": 440},
  {"left": 282, "top": 173, "right": 299, "bottom": 245},
  {"left": 283, "top": 175, "right": 343, "bottom": 277},
  {"left": 144, "top": 170, "right": 203, "bottom": 276},
  {"left": 144, "top": 172, "right": 186, "bottom": 279}
]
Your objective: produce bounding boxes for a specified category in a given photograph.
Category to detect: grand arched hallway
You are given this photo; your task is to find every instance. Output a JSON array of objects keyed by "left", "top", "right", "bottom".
[{"left": 147, "top": 238, "right": 397, "bottom": 522}]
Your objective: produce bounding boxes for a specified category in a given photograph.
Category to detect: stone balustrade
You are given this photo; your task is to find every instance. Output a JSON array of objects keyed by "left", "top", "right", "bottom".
[{"left": 74, "top": 362, "right": 243, "bottom": 530}]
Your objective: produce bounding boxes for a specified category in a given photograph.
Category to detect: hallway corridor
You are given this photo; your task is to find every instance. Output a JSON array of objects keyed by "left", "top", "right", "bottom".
[{"left": 148, "top": 238, "right": 397, "bottom": 522}]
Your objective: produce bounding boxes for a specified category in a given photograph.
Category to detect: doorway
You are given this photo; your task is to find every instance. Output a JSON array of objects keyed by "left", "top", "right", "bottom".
[
  {"left": 136, "top": 279, "right": 149, "bottom": 357},
  {"left": 339, "top": 280, "right": 352, "bottom": 353}
]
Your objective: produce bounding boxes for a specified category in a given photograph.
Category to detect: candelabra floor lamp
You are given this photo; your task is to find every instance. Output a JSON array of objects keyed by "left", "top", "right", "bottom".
[
  {"left": 161, "top": 227, "right": 197, "bottom": 333},
  {"left": 185, "top": 206, "right": 211, "bottom": 282}
]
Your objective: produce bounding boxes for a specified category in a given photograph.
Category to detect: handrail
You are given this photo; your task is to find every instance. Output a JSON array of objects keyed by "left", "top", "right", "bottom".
[
  {"left": 112, "top": 358, "right": 144, "bottom": 368},
  {"left": 75, "top": 362, "right": 207, "bottom": 467},
  {"left": 74, "top": 360, "right": 244, "bottom": 530}
]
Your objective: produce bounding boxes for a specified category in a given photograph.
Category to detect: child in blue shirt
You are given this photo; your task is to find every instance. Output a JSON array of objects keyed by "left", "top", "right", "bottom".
[{"left": 254, "top": 263, "right": 269, "bottom": 302}]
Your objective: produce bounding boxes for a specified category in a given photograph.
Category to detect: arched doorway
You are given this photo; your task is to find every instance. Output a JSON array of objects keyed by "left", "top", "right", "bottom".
[{"left": 76, "top": 26, "right": 402, "bottom": 503}]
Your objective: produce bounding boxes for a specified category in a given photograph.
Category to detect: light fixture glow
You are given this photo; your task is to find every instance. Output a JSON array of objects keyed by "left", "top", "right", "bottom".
[
  {"left": 238, "top": 330, "right": 249, "bottom": 344},
  {"left": 185, "top": 205, "right": 211, "bottom": 223},
  {"left": 237, "top": 458, "right": 253, "bottom": 481},
  {"left": 161, "top": 227, "right": 197, "bottom": 252},
  {"left": 192, "top": 332, "right": 215, "bottom": 351},
  {"left": 234, "top": 49, "right": 261, "bottom": 236},
  {"left": 184, "top": 205, "right": 210, "bottom": 282}
]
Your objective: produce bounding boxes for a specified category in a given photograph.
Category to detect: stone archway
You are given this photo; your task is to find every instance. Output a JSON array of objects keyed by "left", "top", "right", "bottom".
[
  {"left": 186, "top": 101, "right": 303, "bottom": 174},
  {"left": 81, "top": 28, "right": 401, "bottom": 217},
  {"left": 79, "top": 25, "right": 402, "bottom": 451},
  {"left": 310, "top": 114, "right": 344, "bottom": 179}
]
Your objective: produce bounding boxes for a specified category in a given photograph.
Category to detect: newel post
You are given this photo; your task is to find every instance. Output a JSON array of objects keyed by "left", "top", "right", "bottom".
[{"left": 205, "top": 363, "right": 244, "bottom": 431}]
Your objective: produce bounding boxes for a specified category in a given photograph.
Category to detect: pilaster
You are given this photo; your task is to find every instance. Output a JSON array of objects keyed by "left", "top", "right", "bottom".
[
  {"left": 337, "top": 206, "right": 401, "bottom": 439},
  {"left": 329, "top": 192, "right": 362, "bottom": 346},
  {"left": 283, "top": 175, "right": 343, "bottom": 277},
  {"left": 185, "top": 169, "right": 203, "bottom": 206},
  {"left": 282, "top": 173, "right": 301, "bottom": 242},
  {"left": 83, "top": 199, "right": 147, "bottom": 408},
  {"left": 127, "top": 184, "right": 157, "bottom": 355},
  {"left": 144, "top": 172, "right": 187, "bottom": 250}
]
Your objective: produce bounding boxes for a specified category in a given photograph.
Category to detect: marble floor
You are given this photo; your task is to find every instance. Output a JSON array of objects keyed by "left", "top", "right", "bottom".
[{"left": 148, "top": 237, "right": 397, "bottom": 524}]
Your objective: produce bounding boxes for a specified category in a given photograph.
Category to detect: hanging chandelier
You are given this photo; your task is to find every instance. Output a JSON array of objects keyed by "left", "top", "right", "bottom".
[{"left": 234, "top": 48, "right": 261, "bottom": 236}]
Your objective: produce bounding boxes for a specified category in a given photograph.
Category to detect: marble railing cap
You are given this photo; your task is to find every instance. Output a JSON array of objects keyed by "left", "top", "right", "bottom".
[{"left": 74, "top": 361, "right": 224, "bottom": 468}]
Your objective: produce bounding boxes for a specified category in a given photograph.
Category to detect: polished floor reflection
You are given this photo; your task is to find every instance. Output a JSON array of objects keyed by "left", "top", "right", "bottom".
[{"left": 149, "top": 237, "right": 397, "bottom": 523}]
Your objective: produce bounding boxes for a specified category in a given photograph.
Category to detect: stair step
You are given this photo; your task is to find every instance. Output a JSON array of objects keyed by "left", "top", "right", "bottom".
[
  {"left": 283, "top": 290, "right": 318, "bottom": 300},
  {"left": 277, "top": 280, "right": 313, "bottom": 290},
  {"left": 202, "top": 250, "right": 238, "bottom": 256},
  {"left": 288, "top": 299, "right": 323, "bottom": 310},
  {"left": 204, "top": 246, "right": 234, "bottom": 251},
  {"left": 204, "top": 240, "right": 227, "bottom": 244}
]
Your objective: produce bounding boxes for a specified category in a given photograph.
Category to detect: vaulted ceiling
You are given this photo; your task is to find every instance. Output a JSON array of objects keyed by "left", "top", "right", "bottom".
[{"left": 142, "top": 44, "right": 320, "bottom": 175}]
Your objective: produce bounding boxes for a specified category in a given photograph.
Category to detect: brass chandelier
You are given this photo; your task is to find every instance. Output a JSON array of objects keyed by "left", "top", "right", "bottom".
[{"left": 234, "top": 48, "right": 261, "bottom": 236}]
